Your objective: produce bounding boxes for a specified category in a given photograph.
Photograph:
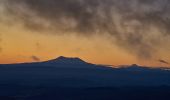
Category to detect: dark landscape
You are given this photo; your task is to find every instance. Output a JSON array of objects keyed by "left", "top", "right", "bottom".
[
  {"left": 0, "top": 56, "right": 170, "bottom": 100},
  {"left": 1, "top": 0, "right": 170, "bottom": 99}
]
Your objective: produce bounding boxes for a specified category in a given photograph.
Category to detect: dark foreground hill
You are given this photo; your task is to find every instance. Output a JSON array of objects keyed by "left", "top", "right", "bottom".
[{"left": 0, "top": 56, "right": 170, "bottom": 100}]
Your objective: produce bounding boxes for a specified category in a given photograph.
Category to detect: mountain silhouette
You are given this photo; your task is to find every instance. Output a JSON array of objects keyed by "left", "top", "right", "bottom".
[
  {"left": 0, "top": 57, "right": 170, "bottom": 100},
  {"left": 0, "top": 56, "right": 170, "bottom": 87},
  {"left": 119, "top": 64, "right": 152, "bottom": 71},
  {"left": 43, "top": 56, "right": 90, "bottom": 65}
]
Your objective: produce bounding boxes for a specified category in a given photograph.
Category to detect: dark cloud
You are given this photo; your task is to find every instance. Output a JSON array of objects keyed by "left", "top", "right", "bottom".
[
  {"left": 31, "top": 56, "right": 40, "bottom": 62},
  {"left": 2, "top": 0, "right": 170, "bottom": 59},
  {"left": 158, "top": 59, "right": 169, "bottom": 65}
]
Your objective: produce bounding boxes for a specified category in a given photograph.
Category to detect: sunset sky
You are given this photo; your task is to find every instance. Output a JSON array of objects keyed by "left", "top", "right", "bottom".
[{"left": 0, "top": 0, "right": 170, "bottom": 67}]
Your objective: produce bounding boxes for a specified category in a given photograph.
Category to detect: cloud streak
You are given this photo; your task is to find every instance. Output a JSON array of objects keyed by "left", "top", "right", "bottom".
[
  {"left": 31, "top": 56, "right": 40, "bottom": 62},
  {"left": 1, "top": 0, "right": 170, "bottom": 59},
  {"left": 158, "top": 59, "right": 169, "bottom": 65}
]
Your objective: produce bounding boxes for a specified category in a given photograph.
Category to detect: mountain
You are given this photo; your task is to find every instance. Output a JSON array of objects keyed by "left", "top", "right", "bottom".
[
  {"left": 0, "top": 56, "right": 170, "bottom": 87},
  {"left": 43, "top": 56, "right": 91, "bottom": 65},
  {"left": 118, "top": 64, "right": 152, "bottom": 71},
  {"left": 0, "top": 56, "right": 170, "bottom": 100}
]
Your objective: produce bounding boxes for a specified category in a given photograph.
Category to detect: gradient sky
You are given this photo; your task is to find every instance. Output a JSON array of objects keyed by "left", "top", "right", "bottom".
[{"left": 0, "top": 0, "right": 170, "bottom": 67}]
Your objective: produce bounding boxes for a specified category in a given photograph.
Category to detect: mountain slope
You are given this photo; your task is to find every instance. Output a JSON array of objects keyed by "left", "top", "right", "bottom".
[
  {"left": 0, "top": 56, "right": 170, "bottom": 87},
  {"left": 1, "top": 57, "right": 170, "bottom": 100},
  {"left": 43, "top": 56, "right": 89, "bottom": 65}
]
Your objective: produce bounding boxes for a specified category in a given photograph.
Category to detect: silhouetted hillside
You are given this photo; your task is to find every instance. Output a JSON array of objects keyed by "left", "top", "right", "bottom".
[{"left": 0, "top": 56, "right": 170, "bottom": 100}]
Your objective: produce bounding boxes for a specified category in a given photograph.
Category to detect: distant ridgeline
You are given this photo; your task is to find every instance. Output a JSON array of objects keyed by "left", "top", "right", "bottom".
[
  {"left": 0, "top": 56, "right": 170, "bottom": 87},
  {"left": 43, "top": 56, "right": 91, "bottom": 65}
]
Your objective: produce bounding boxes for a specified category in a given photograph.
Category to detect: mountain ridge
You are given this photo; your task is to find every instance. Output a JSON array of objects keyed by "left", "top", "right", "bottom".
[
  {"left": 0, "top": 56, "right": 170, "bottom": 70},
  {"left": 0, "top": 56, "right": 170, "bottom": 87},
  {"left": 43, "top": 56, "right": 90, "bottom": 65}
]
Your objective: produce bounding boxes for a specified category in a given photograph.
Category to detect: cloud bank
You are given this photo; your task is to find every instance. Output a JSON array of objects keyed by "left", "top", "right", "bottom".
[{"left": 1, "top": 0, "right": 170, "bottom": 59}]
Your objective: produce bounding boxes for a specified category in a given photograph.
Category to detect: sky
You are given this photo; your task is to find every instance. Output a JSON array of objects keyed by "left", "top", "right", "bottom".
[{"left": 0, "top": 0, "right": 170, "bottom": 67}]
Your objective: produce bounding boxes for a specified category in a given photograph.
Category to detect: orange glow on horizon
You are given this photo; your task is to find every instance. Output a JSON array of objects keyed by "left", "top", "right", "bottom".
[{"left": 0, "top": 21, "right": 169, "bottom": 67}]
